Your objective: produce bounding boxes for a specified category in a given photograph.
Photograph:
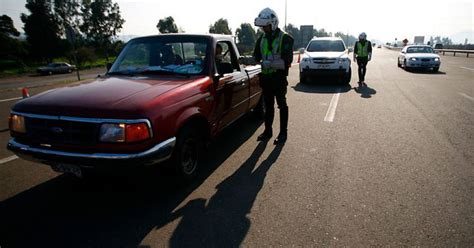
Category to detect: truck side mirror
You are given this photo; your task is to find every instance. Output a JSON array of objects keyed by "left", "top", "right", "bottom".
[
  {"left": 299, "top": 48, "right": 305, "bottom": 54},
  {"left": 348, "top": 48, "right": 353, "bottom": 53}
]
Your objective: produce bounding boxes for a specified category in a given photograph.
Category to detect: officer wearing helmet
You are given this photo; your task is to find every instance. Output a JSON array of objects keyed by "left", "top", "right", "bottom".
[
  {"left": 253, "top": 7, "right": 294, "bottom": 145},
  {"left": 353, "top": 32, "right": 372, "bottom": 86}
]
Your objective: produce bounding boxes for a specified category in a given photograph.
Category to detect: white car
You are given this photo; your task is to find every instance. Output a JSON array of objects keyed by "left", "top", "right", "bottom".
[
  {"left": 299, "top": 37, "right": 351, "bottom": 84},
  {"left": 398, "top": 45, "right": 441, "bottom": 72}
]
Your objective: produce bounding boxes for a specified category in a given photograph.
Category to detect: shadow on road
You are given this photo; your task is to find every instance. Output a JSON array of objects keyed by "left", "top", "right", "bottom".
[
  {"left": 354, "top": 83, "right": 377, "bottom": 98},
  {"left": 169, "top": 142, "right": 283, "bottom": 247},
  {"left": 404, "top": 68, "right": 447, "bottom": 75},
  {"left": 292, "top": 80, "right": 352, "bottom": 94},
  {"left": 0, "top": 114, "right": 269, "bottom": 247}
]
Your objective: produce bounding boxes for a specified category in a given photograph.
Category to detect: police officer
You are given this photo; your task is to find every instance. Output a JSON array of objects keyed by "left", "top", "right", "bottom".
[
  {"left": 254, "top": 8, "right": 294, "bottom": 145},
  {"left": 353, "top": 32, "right": 372, "bottom": 86}
]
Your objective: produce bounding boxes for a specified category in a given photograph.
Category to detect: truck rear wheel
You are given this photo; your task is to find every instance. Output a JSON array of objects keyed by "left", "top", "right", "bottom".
[{"left": 172, "top": 126, "right": 202, "bottom": 180}]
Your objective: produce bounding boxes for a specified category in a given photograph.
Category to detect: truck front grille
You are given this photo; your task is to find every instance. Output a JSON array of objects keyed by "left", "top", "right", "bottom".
[{"left": 25, "top": 117, "right": 100, "bottom": 146}]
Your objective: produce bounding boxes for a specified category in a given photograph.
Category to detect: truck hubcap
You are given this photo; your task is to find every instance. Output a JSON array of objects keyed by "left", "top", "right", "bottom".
[{"left": 181, "top": 139, "right": 198, "bottom": 175}]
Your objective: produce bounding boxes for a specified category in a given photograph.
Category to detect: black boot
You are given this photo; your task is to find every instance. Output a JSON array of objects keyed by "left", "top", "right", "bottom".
[
  {"left": 257, "top": 130, "right": 272, "bottom": 141},
  {"left": 273, "top": 132, "right": 287, "bottom": 145}
]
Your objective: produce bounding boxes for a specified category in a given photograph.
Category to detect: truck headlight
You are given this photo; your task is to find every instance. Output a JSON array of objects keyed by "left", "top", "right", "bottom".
[
  {"left": 302, "top": 58, "right": 310, "bottom": 63},
  {"left": 409, "top": 57, "right": 417, "bottom": 61},
  {"left": 99, "top": 123, "right": 151, "bottom": 143},
  {"left": 434, "top": 57, "right": 440, "bottom": 62},
  {"left": 9, "top": 114, "right": 26, "bottom": 133}
]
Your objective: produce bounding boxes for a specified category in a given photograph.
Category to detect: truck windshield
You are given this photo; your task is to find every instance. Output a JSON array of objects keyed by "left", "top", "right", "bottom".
[
  {"left": 109, "top": 37, "right": 209, "bottom": 76},
  {"left": 307, "top": 40, "right": 345, "bottom": 52}
]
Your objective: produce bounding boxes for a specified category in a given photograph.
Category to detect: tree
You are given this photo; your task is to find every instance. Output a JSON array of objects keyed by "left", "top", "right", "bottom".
[
  {"left": 209, "top": 18, "right": 232, "bottom": 35},
  {"left": 335, "top": 32, "right": 357, "bottom": 46},
  {"left": 80, "top": 0, "right": 125, "bottom": 60},
  {"left": 0, "top": 15, "right": 28, "bottom": 68},
  {"left": 53, "top": 0, "right": 81, "bottom": 36},
  {"left": 156, "top": 16, "right": 178, "bottom": 33},
  {"left": 286, "top": 24, "right": 301, "bottom": 49},
  {"left": 0, "top": 15, "right": 20, "bottom": 37},
  {"left": 235, "top": 23, "right": 256, "bottom": 54},
  {"left": 21, "top": 0, "right": 62, "bottom": 62}
]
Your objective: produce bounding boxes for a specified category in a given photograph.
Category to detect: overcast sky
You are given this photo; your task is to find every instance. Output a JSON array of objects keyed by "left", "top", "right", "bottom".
[{"left": 1, "top": 0, "right": 473, "bottom": 43}]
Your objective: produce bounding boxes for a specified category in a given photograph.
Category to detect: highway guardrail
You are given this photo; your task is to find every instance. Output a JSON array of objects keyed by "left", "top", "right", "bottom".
[{"left": 435, "top": 49, "right": 474, "bottom": 58}]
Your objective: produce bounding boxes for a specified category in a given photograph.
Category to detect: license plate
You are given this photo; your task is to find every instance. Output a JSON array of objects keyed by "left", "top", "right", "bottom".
[
  {"left": 318, "top": 64, "right": 330, "bottom": 69},
  {"left": 52, "top": 164, "right": 82, "bottom": 177}
]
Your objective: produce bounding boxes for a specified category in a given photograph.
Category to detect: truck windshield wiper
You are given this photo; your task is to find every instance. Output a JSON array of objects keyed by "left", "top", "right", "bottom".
[
  {"left": 138, "top": 69, "right": 192, "bottom": 78},
  {"left": 107, "top": 71, "right": 136, "bottom": 76}
]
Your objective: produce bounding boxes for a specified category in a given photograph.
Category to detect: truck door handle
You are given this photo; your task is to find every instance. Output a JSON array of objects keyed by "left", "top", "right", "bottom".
[{"left": 240, "top": 79, "right": 246, "bottom": 85}]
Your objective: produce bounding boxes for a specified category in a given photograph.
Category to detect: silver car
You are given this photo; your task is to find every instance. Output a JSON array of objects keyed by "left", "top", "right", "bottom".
[{"left": 398, "top": 45, "right": 441, "bottom": 72}]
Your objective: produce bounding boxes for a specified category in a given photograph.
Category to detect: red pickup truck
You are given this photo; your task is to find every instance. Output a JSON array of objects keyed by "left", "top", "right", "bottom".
[{"left": 8, "top": 34, "right": 263, "bottom": 179}]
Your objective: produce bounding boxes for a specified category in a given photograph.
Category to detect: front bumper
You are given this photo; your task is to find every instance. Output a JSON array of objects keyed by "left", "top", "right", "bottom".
[
  {"left": 7, "top": 137, "right": 176, "bottom": 170},
  {"left": 406, "top": 61, "right": 440, "bottom": 68},
  {"left": 300, "top": 68, "right": 348, "bottom": 77}
]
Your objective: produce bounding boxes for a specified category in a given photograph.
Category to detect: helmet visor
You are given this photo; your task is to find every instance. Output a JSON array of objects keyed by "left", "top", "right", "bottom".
[{"left": 254, "top": 18, "right": 271, "bottom": 27}]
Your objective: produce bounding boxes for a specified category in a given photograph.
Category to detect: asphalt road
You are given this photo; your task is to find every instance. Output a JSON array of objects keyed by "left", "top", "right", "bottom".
[{"left": 0, "top": 48, "right": 472, "bottom": 247}]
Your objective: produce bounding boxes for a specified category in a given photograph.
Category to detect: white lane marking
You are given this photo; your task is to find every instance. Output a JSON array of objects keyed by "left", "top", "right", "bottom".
[
  {"left": 460, "top": 67, "right": 474, "bottom": 71},
  {"left": 291, "top": 63, "right": 299, "bottom": 66},
  {"left": 324, "top": 89, "right": 341, "bottom": 122},
  {"left": 0, "top": 97, "right": 22, "bottom": 103},
  {"left": 459, "top": 93, "right": 474, "bottom": 102},
  {"left": 0, "top": 155, "right": 18, "bottom": 165}
]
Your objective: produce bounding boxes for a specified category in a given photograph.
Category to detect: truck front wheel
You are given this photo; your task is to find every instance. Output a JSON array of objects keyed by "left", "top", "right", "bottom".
[{"left": 172, "top": 126, "right": 202, "bottom": 180}]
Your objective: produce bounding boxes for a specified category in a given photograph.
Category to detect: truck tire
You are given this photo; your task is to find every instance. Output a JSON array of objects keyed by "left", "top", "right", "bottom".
[
  {"left": 433, "top": 67, "right": 439, "bottom": 72},
  {"left": 172, "top": 126, "right": 203, "bottom": 180},
  {"left": 397, "top": 59, "right": 401, "bottom": 68}
]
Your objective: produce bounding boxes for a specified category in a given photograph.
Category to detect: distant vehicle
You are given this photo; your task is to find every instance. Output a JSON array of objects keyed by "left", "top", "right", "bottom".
[
  {"left": 36, "top": 62, "right": 76, "bottom": 75},
  {"left": 398, "top": 45, "right": 441, "bottom": 72},
  {"left": 433, "top": 43, "right": 443, "bottom": 50},
  {"left": 377, "top": 44, "right": 382, "bottom": 48},
  {"left": 299, "top": 37, "right": 351, "bottom": 84}
]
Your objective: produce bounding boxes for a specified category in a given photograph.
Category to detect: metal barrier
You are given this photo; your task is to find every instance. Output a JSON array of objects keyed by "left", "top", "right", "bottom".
[{"left": 435, "top": 49, "right": 474, "bottom": 58}]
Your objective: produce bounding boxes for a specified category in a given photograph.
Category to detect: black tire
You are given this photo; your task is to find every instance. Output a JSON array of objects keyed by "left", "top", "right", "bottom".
[
  {"left": 299, "top": 73, "right": 308, "bottom": 84},
  {"left": 172, "top": 126, "right": 203, "bottom": 180},
  {"left": 343, "top": 68, "right": 351, "bottom": 84},
  {"left": 403, "top": 60, "right": 409, "bottom": 71},
  {"left": 433, "top": 67, "right": 439, "bottom": 72},
  {"left": 397, "top": 59, "right": 401, "bottom": 68}
]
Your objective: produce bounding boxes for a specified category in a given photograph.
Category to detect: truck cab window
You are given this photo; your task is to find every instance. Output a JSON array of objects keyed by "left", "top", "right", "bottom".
[{"left": 216, "top": 41, "right": 240, "bottom": 75}]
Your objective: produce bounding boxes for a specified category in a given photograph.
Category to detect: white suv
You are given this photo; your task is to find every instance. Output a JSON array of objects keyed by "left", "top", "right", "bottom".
[{"left": 299, "top": 37, "right": 351, "bottom": 84}]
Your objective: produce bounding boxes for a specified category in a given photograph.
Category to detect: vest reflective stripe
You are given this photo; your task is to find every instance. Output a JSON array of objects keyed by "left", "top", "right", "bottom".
[
  {"left": 260, "top": 31, "right": 286, "bottom": 74},
  {"left": 356, "top": 42, "right": 369, "bottom": 57}
]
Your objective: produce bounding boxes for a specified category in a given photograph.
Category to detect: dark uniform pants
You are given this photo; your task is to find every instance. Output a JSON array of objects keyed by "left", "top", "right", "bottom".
[
  {"left": 260, "top": 73, "right": 288, "bottom": 134},
  {"left": 356, "top": 57, "right": 368, "bottom": 82}
]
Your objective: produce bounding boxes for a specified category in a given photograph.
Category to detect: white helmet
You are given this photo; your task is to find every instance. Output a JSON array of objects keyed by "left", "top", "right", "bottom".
[
  {"left": 254, "top": 8, "right": 279, "bottom": 31},
  {"left": 359, "top": 32, "right": 367, "bottom": 40}
]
